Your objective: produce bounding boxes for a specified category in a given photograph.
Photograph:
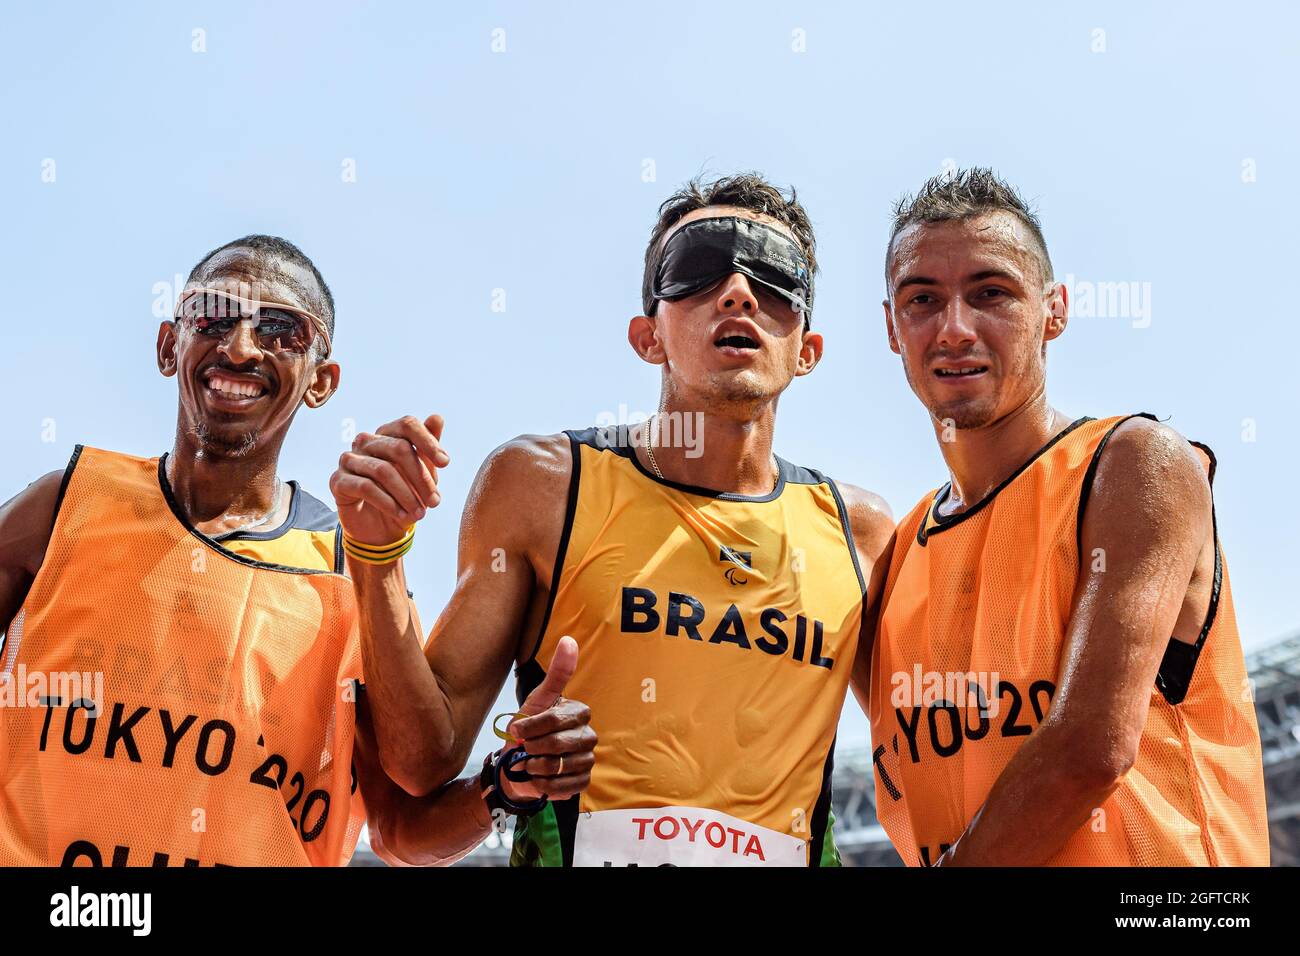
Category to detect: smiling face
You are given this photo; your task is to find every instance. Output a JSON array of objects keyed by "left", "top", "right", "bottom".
[
  {"left": 630, "top": 206, "right": 822, "bottom": 412},
  {"left": 156, "top": 247, "right": 340, "bottom": 458},
  {"left": 884, "top": 211, "right": 1066, "bottom": 430}
]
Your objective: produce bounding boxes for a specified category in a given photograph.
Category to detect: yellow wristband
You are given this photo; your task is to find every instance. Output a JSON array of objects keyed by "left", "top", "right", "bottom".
[
  {"left": 342, "top": 526, "right": 415, "bottom": 565},
  {"left": 343, "top": 538, "right": 413, "bottom": 565}
]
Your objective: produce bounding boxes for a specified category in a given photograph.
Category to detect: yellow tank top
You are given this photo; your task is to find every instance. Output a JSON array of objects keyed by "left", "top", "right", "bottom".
[
  {"left": 0, "top": 446, "right": 366, "bottom": 866},
  {"left": 870, "top": 415, "right": 1269, "bottom": 866},
  {"left": 512, "top": 426, "right": 866, "bottom": 866}
]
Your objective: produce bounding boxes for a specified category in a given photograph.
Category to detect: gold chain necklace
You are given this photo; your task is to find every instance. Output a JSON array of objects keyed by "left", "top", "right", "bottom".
[{"left": 643, "top": 414, "right": 779, "bottom": 491}]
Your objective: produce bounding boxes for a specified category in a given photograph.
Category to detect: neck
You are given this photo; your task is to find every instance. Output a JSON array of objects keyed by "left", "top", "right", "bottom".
[
  {"left": 166, "top": 425, "right": 288, "bottom": 537},
  {"left": 935, "top": 392, "right": 1074, "bottom": 513},
  {"left": 639, "top": 392, "right": 780, "bottom": 496}
]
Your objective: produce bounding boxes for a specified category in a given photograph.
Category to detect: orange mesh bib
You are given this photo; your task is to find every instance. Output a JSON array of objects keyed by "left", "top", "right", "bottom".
[
  {"left": 0, "top": 446, "right": 365, "bottom": 866},
  {"left": 869, "top": 416, "right": 1269, "bottom": 866}
]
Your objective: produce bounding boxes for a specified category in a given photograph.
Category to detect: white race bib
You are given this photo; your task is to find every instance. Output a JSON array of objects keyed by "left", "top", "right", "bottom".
[{"left": 573, "top": 806, "right": 808, "bottom": 867}]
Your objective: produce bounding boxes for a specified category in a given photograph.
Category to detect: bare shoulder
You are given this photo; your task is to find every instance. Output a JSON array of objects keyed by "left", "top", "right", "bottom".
[
  {"left": 835, "top": 481, "right": 895, "bottom": 562},
  {"left": 0, "top": 469, "right": 65, "bottom": 575},
  {"left": 462, "top": 433, "right": 573, "bottom": 547},
  {"left": 1093, "top": 417, "right": 1210, "bottom": 507},
  {"left": 3, "top": 469, "right": 65, "bottom": 512},
  {"left": 471, "top": 433, "right": 572, "bottom": 495},
  {"left": 1085, "top": 417, "right": 1212, "bottom": 552}
]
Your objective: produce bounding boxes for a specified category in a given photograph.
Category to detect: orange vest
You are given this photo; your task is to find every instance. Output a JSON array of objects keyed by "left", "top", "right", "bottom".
[
  {"left": 870, "top": 415, "right": 1269, "bottom": 866},
  {"left": 513, "top": 426, "right": 865, "bottom": 866},
  {"left": 0, "top": 446, "right": 365, "bottom": 866}
]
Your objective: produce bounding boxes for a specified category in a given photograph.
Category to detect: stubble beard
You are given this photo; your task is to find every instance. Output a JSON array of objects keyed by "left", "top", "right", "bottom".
[{"left": 192, "top": 420, "right": 260, "bottom": 459}]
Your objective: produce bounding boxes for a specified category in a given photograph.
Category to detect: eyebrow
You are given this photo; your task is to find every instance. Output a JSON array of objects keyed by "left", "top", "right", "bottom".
[
  {"left": 968, "top": 268, "right": 1023, "bottom": 284},
  {"left": 893, "top": 275, "right": 938, "bottom": 293},
  {"left": 893, "top": 268, "right": 1024, "bottom": 293}
]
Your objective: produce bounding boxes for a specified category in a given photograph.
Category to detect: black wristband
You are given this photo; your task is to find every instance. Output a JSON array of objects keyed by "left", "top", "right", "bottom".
[{"left": 480, "top": 748, "right": 549, "bottom": 818}]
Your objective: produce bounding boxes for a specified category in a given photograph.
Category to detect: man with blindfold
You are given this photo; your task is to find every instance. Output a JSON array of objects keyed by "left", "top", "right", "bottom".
[
  {"left": 0, "top": 235, "right": 593, "bottom": 866},
  {"left": 335, "top": 174, "right": 894, "bottom": 866}
]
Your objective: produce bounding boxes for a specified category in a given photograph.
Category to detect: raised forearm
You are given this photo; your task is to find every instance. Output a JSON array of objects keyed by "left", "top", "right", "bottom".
[
  {"left": 942, "top": 721, "right": 1125, "bottom": 866},
  {"left": 350, "top": 558, "right": 458, "bottom": 795},
  {"left": 370, "top": 774, "right": 496, "bottom": 867}
]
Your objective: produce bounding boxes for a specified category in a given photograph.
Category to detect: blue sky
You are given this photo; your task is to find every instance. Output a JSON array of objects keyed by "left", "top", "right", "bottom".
[{"left": 2, "top": 1, "right": 1296, "bottom": 754}]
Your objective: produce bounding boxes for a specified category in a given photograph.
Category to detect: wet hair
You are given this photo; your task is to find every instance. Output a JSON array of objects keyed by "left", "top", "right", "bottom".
[{"left": 887, "top": 167, "right": 1053, "bottom": 284}]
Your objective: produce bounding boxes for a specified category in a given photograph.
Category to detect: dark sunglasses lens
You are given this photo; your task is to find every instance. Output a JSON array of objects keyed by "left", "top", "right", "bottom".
[{"left": 256, "top": 309, "right": 313, "bottom": 353}]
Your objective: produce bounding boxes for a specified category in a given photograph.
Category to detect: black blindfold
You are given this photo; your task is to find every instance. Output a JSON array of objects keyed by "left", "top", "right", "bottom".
[{"left": 650, "top": 216, "right": 812, "bottom": 327}]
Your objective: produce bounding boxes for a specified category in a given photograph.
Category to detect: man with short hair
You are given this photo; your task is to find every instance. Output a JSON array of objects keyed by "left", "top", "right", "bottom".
[
  {"left": 857, "top": 168, "right": 1269, "bottom": 866},
  {"left": 0, "top": 235, "right": 591, "bottom": 866},
  {"left": 334, "top": 173, "right": 895, "bottom": 866}
]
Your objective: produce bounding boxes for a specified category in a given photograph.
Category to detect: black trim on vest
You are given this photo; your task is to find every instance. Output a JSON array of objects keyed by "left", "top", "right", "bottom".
[
  {"left": 515, "top": 432, "right": 583, "bottom": 688},
  {"left": 825, "top": 478, "right": 867, "bottom": 597},
  {"left": 572, "top": 423, "right": 790, "bottom": 503},
  {"left": 825, "top": 476, "right": 871, "bottom": 698},
  {"left": 1155, "top": 441, "right": 1223, "bottom": 705},
  {"left": 156, "top": 454, "right": 335, "bottom": 576},
  {"left": 1074, "top": 419, "right": 1223, "bottom": 706},
  {"left": 51, "top": 445, "right": 85, "bottom": 534},
  {"left": 918, "top": 417, "right": 1095, "bottom": 546},
  {"left": 1190, "top": 440, "right": 1219, "bottom": 486},
  {"left": 779, "top": 458, "right": 830, "bottom": 487},
  {"left": 1075, "top": 413, "right": 1159, "bottom": 559},
  {"left": 554, "top": 794, "right": 580, "bottom": 867},
  {"left": 211, "top": 483, "right": 340, "bottom": 543},
  {"left": 333, "top": 525, "right": 346, "bottom": 575},
  {"left": 808, "top": 735, "right": 837, "bottom": 867}
]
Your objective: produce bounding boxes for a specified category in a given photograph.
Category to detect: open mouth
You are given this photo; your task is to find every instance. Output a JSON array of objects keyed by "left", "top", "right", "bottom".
[
  {"left": 715, "top": 334, "right": 759, "bottom": 351},
  {"left": 203, "top": 370, "right": 271, "bottom": 404},
  {"left": 933, "top": 365, "right": 988, "bottom": 379}
]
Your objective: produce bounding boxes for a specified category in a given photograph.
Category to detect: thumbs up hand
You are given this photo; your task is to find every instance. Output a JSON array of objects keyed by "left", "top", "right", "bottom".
[{"left": 500, "top": 637, "right": 597, "bottom": 802}]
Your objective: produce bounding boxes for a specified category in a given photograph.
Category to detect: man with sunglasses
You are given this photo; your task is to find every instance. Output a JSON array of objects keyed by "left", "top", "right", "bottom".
[
  {"left": 334, "top": 174, "right": 895, "bottom": 866},
  {"left": 0, "top": 234, "right": 594, "bottom": 866}
]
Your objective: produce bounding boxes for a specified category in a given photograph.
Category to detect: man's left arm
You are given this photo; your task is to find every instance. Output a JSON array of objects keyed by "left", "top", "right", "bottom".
[{"left": 939, "top": 418, "right": 1211, "bottom": 866}]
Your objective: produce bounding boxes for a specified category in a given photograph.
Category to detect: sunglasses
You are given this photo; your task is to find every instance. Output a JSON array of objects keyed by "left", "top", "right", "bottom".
[{"left": 174, "top": 287, "right": 332, "bottom": 357}]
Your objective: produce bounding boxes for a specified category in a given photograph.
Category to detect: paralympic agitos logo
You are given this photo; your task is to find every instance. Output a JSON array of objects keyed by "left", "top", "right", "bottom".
[
  {"left": 719, "top": 546, "right": 751, "bottom": 586},
  {"left": 619, "top": 587, "right": 834, "bottom": 670}
]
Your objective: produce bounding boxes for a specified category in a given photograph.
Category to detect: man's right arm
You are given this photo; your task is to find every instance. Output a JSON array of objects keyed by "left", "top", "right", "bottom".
[
  {"left": 0, "top": 470, "right": 63, "bottom": 636},
  {"left": 331, "top": 419, "right": 574, "bottom": 796}
]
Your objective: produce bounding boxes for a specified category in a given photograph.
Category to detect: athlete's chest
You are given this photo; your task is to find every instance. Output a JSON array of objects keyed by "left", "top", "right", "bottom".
[
  {"left": 881, "top": 498, "right": 1079, "bottom": 679},
  {"left": 558, "top": 494, "right": 863, "bottom": 678}
]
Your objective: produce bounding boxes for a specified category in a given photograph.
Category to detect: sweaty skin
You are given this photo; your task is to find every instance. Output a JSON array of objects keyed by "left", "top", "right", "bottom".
[
  {"left": 334, "top": 205, "right": 895, "bottom": 863},
  {"left": 0, "top": 247, "right": 554, "bottom": 866},
  {"left": 853, "top": 211, "right": 1219, "bottom": 865}
]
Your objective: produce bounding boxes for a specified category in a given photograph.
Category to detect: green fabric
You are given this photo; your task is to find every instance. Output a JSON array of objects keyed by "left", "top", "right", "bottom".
[
  {"left": 509, "top": 804, "right": 564, "bottom": 867},
  {"left": 818, "top": 807, "right": 843, "bottom": 867}
]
